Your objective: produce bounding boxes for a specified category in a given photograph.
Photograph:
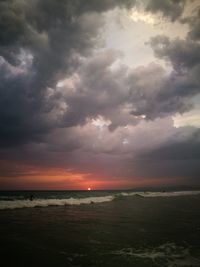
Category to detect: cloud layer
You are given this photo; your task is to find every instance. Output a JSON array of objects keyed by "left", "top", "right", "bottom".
[{"left": 0, "top": 0, "right": 200, "bottom": 188}]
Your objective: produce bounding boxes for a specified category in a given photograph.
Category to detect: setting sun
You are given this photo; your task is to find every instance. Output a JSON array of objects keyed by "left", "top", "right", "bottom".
[{"left": 87, "top": 187, "right": 91, "bottom": 191}]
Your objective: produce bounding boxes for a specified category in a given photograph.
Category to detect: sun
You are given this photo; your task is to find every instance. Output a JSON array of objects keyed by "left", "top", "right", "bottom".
[{"left": 87, "top": 187, "right": 91, "bottom": 191}]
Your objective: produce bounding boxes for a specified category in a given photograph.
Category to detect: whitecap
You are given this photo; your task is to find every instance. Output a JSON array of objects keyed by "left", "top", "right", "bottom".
[{"left": 0, "top": 195, "right": 115, "bottom": 210}]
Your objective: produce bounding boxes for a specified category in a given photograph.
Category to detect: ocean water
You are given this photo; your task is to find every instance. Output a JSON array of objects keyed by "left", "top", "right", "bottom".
[
  {"left": 0, "top": 190, "right": 200, "bottom": 266},
  {"left": 1, "top": 189, "right": 200, "bottom": 210}
]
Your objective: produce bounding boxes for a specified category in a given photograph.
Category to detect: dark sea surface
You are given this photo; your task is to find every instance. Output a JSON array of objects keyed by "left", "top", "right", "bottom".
[{"left": 0, "top": 190, "right": 200, "bottom": 267}]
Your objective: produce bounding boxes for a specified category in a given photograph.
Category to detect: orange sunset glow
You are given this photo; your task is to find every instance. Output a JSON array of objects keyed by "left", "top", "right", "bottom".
[{"left": 0, "top": 159, "right": 185, "bottom": 190}]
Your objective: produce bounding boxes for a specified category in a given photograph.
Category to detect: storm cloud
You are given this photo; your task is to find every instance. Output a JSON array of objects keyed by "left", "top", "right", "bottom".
[
  {"left": 0, "top": 0, "right": 136, "bottom": 147},
  {"left": 0, "top": 0, "right": 200, "bottom": 188},
  {"left": 146, "top": 0, "right": 186, "bottom": 21}
]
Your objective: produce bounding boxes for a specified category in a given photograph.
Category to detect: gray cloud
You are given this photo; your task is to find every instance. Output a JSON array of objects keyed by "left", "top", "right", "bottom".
[
  {"left": 188, "top": 17, "right": 200, "bottom": 40},
  {"left": 1, "top": 0, "right": 197, "bottom": 148},
  {"left": 140, "top": 127, "right": 200, "bottom": 160},
  {"left": 146, "top": 0, "right": 186, "bottom": 21},
  {"left": 0, "top": 0, "right": 136, "bottom": 147},
  {"left": 1, "top": 118, "right": 200, "bottom": 185},
  {"left": 140, "top": 21, "right": 200, "bottom": 119},
  {"left": 131, "top": 127, "right": 200, "bottom": 183},
  {"left": 181, "top": 5, "right": 200, "bottom": 41},
  {"left": 0, "top": 0, "right": 200, "bottom": 187},
  {"left": 150, "top": 36, "right": 200, "bottom": 70}
]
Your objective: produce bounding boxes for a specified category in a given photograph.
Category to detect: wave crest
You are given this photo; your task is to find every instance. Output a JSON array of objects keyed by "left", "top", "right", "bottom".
[
  {"left": 0, "top": 190, "right": 200, "bottom": 210},
  {"left": 0, "top": 195, "right": 115, "bottom": 210}
]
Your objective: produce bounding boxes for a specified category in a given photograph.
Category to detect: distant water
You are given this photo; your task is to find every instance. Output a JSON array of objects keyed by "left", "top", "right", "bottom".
[
  {"left": 1, "top": 190, "right": 200, "bottom": 266},
  {"left": 0, "top": 190, "right": 200, "bottom": 209}
]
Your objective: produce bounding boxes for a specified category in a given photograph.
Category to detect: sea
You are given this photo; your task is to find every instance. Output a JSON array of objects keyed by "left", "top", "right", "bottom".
[{"left": 0, "top": 189, "right": 200, "bottom": 267}]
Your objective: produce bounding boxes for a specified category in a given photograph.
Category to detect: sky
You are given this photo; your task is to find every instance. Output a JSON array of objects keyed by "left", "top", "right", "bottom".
[{"left": 0, "top": 0, "right": 200, "bottom": 190}]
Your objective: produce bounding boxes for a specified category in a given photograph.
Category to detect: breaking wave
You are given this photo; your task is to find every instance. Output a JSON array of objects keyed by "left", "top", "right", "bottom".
[
  {"left": 0, "top": 195, "right": 115, "bottom": 210},
  {"left": 0, "top": 190, "right": 200, "bottom": 210},
  {"left": 120, "top": 190, "right": 200, "bottom": 198},
  {"left": 111, "top": 243, "right": 200, "bottom": 267}
]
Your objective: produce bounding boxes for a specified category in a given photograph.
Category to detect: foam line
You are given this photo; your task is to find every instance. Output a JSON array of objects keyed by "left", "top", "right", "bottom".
[
  {"left": 0, "top": 195, "right": 115, "bottom": 210},
  {"left": 0, "top": 191, "right": 200, "bottom": 210}
]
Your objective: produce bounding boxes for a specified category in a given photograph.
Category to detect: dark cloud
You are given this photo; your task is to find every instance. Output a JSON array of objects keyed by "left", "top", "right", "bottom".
[
  {"left": 146, "top": 0, "right": 186, "bottom": 21},
  {"left": 139, "top": 28, "right": 200, "bottom": 119},
  {"left": 188, "top": 17, "right": 200, "bottom": 40},
  {"left": 0, "top": 0, "right": 136, "bottom": 147},
  {"left": 1, "top": 120, "right": 200, "bottom": 185},
  {"left": 0, "top": 0, "right": 200, "bottom": 187},
  {"left": 0, "top": 0, "right": 197, "bottom": 148},
  {"left": 150, "top": 36, "right": 200, "bottom": 70},
  {"left": 58, "top": 50, "right": 140, "bottom": 130},
  {"left": 181, "top": 6, "right": 200, "bottom": 41},
  {"left": 127, "top": 61, "right": 199, "bottom": 119},
  {"left": 131, "top": 127, "right": 200, "bottom": 183},
  {"left": 129, "top": 1, "right": 200, "bottom": 122},
  {"left": 141, "top": 127, "right": 200, "bottom": 160}
]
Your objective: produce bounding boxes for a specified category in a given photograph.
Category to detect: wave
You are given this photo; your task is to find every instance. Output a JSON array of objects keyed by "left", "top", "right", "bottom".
[
  {"left": 0, "top": 190, "right": 200, "bottom": 210},
  {"left": 0, "top": 195, "right": 25, "bottom": 201},
  {"left": 125, "top": 190, "right": 200, "bottom": 198},
  {"left": 0, "top": 195, "right": 115, "bottom": 210}
]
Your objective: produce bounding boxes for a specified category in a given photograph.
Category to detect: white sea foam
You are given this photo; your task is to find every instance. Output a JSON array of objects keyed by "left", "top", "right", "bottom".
[
  {"left": 0, "top": 190, "right": 200, "bottom": 210},
  {"left": 111, "top": 243, "right": 200, "bottom": 267},
  {"left": 0, "top": 195, "right": 115, "bottom": 210},
  {"left": 120, "top": 190, "right": 200, "bottom": 198}
]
